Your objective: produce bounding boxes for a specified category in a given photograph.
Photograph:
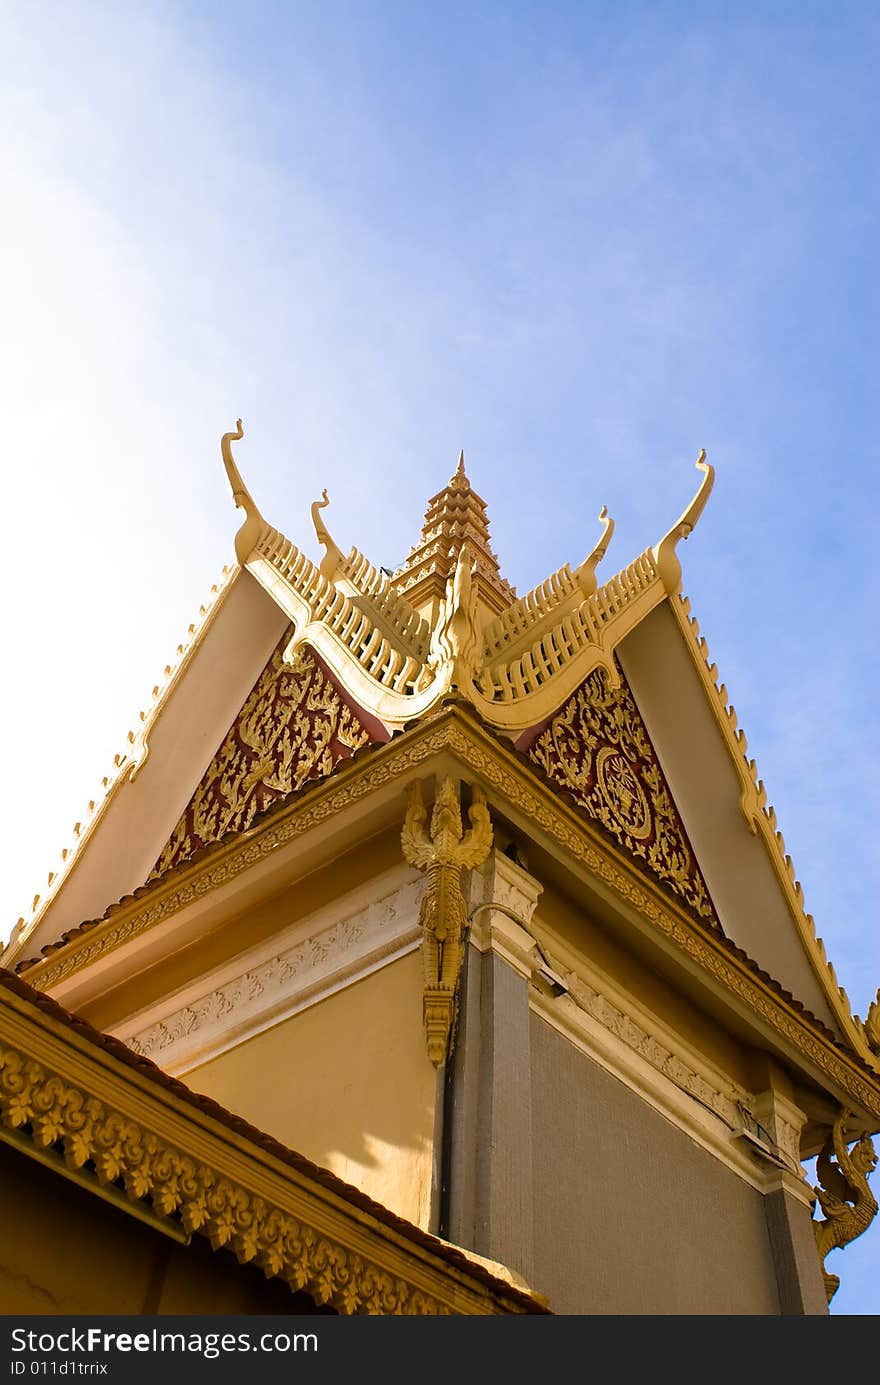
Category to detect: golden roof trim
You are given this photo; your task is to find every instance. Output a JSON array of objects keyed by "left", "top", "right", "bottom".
[
  {"left": 19, "top": 710, "right": 880, "bottom": 1121},
  {"left": 0, "top": 973, "right": 541, "bottom": 1315}
]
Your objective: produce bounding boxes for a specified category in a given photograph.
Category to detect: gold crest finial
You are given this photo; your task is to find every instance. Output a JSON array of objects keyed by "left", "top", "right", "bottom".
[
  {"left": 653, "top": 449, "right": 715, "bottom": 594},
  {"left": 310, "top": 488, "right": 345, "bottom": 580},
  {"left": 220, "top": 418, "right": 264, "bottom": 562}
]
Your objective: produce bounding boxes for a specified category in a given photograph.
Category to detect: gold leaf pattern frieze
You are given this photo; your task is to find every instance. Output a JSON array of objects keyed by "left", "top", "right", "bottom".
[
  {"left": 152, "top": 640, "right": 372, "bottom": 879},
  {"left": 0, "top": 1024, "right": 532, "bottom": 1314},
  {"left": 528, "top": 666, "right": 716, "bottom": 923}
]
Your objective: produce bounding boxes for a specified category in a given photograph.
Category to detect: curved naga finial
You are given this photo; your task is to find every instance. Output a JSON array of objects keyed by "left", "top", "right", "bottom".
[
  {"left": 813, "top": 1108, "right": 878, "bottom": 1303},
  {"left": 575, "top": 504, "right": 615, "bottom": 598},
  {"left": 653, "top": 449, "right": 715, "bottom": 595},
  {"left": 310, "top": 488, "right": 346, "bottom": 582},
  {"left": 221, "top": 419, "right": 264, "bottom": 563}
]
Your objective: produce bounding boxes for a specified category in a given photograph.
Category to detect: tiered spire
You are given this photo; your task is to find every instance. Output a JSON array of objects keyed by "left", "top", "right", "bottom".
[{"left": 388, "top": 452, "right": 516, "bottom": 620}]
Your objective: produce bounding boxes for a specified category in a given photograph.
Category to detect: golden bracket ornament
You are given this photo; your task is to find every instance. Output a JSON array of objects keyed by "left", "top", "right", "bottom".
[
  {"left": 401, "top": 776, "right": 493, "bottom": 1066},
  {"left": 812, "top": 1107, "right": 878, "bottom": 1303}
]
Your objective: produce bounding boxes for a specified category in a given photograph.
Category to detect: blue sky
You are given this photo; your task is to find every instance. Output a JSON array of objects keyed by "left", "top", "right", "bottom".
[{"left": 1, "top": 2, "right": 877, "bottom": 1312}]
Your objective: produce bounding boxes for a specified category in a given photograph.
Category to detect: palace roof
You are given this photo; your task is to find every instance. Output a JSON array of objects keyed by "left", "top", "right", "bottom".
[{"left": 4, "top": 423, "right": 878, "bottom": 1098}]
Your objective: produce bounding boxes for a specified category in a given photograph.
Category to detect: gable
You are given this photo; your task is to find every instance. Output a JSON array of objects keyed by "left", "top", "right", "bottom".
[
  {"left": 151, "top": 638, "right": 386, "bottom": 881},
  {"left": 521, "top": 663, "right": 717, "bottom": 927},
  {"left": 2, "top": 568, "right": 289, "bottom": 968}
]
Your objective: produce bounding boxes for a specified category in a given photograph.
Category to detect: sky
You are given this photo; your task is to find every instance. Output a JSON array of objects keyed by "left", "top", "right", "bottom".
[{"left": 1, "top": 1, "right": 877, "bottom": 1313}]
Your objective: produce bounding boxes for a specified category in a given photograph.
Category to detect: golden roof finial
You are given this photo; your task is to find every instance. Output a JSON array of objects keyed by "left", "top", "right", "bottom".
[
  {"left": 575, "top": 505, "right": 615, "bottom": 597},
  {"left": 653, "top": 450, "right": 714, "bottom": 594},
  {"left": 221, "top": 419, "right": 264, "bottom": 563},
  {"left": 310, "top": 489, "right": 345, "bottom": 581},
  {"left": 450, "top": 450, "right": 468, "bottom": 488}
]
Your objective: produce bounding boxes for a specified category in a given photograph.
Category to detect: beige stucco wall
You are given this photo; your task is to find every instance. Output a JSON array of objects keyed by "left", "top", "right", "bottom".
[
  {"left": 189, "top": 952, "right": 437, "bottom": 1228},
  {"left": 530, "top": 1012, "right": 781, "bottom": 1313}
]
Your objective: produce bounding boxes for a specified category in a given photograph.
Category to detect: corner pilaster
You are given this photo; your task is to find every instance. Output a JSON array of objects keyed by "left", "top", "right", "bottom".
[
  {"left": 749, "top": 1072, "right": 828, "bottom": 1314},
  {"left": 440, "top": 850, "right": 543, "bottom": 1285}
]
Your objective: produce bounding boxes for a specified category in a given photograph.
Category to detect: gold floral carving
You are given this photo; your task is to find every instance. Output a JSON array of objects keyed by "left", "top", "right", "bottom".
[
  {"left": 152, "top": 641, "right": 371, "bottom": 878},
  {"left": 24, "top": 713, "right": 880, "bottom": 1123},
  {"left": 812, "top": 1108, "right": 878, "bottom": 1303},
  {"left": 402, "top": 777, "right": 493, "bottom": 1065},
  {"left": 0, "top": 1027, "right": 533, "bottom": 1314},
  {"left": 528, "top": 666, "right": 716, "bottom": 923}
]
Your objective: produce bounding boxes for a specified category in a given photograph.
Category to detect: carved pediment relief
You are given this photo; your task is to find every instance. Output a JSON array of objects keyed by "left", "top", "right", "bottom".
[
  {"left": 527, "top": 665, "right": 717, "bottom": 924},
  {"left": 151, "top": 639, "right": 376, "bottom": 880}
]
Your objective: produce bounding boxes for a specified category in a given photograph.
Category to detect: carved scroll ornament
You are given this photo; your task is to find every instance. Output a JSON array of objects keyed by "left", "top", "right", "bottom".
[
  {"left": 812, "top": 1108, "right": 878, "bottom": 1303},
  {"left": 401, "top": 777, "right": 493, "bottom": 1065},
  {"left": 153, "top": 642, "right": 371, "bottom": 879}
]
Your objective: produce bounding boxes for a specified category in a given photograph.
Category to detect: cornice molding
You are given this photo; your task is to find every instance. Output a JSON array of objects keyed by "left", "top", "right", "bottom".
[
  {"left": 510, "top": 917, "right": 809, "bottom": 1193},
  {"left": 0, "top": 980, "right": 540, "bottom": 1315},
  {"left": 20, "top": 711, "right": 880, "bottom": 1122}
]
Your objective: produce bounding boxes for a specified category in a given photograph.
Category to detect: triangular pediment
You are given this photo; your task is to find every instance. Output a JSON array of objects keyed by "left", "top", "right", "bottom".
[
  {"left": 516, "top": 661, "right": 718, "bottom": 928},
  {"left": 151, "top": 636, "right": 387, "bottom": 881}
]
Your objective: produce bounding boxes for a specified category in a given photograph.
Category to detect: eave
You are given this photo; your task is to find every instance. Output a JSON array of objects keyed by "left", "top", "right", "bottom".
[{"left": 0, "top": 968, "right": 545, "bottom": 1315}]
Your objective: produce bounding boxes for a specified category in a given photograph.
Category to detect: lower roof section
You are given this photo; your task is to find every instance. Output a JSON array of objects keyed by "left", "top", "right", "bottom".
[{"left": 0, "top": 966, "right": 547, "bottom": 1316}]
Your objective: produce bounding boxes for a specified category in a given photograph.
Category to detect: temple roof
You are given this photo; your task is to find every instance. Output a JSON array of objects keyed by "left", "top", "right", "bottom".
[
  {"left": 3, "top": 423, "right": 878, "bottom": 1090},
  {"left": 0, "top": 965, "right": 548, "bottom": 1314}
]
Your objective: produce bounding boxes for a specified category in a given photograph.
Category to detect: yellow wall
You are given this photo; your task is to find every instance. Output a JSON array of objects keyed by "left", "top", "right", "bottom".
[{"left": 188, "top": 951, "right": 437, "bottom": 1229}]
